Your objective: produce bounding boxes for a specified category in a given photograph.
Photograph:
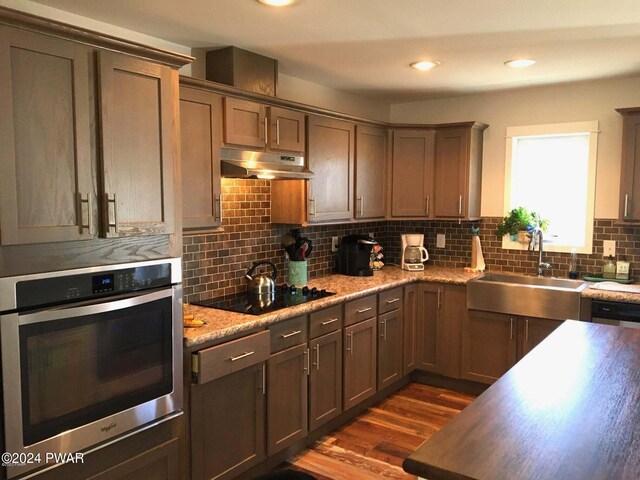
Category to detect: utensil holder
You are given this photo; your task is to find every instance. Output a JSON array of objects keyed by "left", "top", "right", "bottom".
[{"left": 288, "top": 260, "right": 307, "bottom": 286}]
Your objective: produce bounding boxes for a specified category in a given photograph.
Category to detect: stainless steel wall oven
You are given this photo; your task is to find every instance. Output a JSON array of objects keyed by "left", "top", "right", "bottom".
[{"left": 0, "top": 258, "right": 183, "bottom": 478}]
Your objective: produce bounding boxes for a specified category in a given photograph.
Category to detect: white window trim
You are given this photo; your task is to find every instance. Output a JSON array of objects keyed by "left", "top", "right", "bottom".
[{"left": 502, "top": 121, "right": 599, "bottom": 254}]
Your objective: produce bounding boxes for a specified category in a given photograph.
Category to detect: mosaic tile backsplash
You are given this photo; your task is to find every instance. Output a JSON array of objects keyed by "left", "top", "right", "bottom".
[{"left": 182, "top": 180, "right": 637, "bottom": 303}]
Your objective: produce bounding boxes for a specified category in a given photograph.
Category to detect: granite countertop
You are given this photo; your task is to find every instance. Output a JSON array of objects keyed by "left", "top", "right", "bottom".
[
  {"left": 581, "top": 284, "right": 640, "bottom": 304},
  {"left": 183, "top": 266, "right": 482, "bottom": 348}
]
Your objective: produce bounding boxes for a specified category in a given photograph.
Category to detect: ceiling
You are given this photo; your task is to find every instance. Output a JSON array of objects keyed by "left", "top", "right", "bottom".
[{"left": 31, "top": 0, "right": 640, "bottom": 101}]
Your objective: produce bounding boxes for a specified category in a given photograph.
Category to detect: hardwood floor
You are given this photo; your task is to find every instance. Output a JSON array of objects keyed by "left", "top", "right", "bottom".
[{"left": 276, "top": 383, "right": 476, "bottom": 479}]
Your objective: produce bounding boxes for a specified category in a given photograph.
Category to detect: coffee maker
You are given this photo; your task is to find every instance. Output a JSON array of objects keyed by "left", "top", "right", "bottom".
[
  {"left": 401, "top": 234, "right": 429, "bottom": 271},
  {"left": 338, "top": 234, "right": 377, "bottom": 276}
]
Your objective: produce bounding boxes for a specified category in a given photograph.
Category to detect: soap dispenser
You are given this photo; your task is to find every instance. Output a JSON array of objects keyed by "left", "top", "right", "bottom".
[{"left": 603, "top": 255, "right": 616, "bottom": 279}]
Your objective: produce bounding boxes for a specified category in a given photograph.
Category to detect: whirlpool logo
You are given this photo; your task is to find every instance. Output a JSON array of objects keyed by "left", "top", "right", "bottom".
[{"left": 100, "top": 422, "right": 116, "bottom": 433}]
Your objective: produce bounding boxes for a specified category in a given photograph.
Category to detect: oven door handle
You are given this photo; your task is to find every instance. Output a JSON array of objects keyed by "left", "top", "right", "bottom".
[{"left": 17, "top": 288, "right": 175, "bottom": 326}]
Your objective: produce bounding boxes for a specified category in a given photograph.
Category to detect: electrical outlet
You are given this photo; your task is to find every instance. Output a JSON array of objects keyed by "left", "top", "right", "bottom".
[
  {"left": 369, "top": 232, "right": 374, "bottom": 239},
  {"left": 331, "top": 236, "right": 339, "bottom": 252},
  {"left": 436, "top": 233, "right": 446, "bottom": 248},
  {"left": 603, "top": 240, "right": 616, "bottom": 257}
]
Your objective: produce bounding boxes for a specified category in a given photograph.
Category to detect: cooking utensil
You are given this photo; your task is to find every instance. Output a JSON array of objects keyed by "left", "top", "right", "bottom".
[{"left": 245, "top": 261, "right": 278, "bottom": 294}]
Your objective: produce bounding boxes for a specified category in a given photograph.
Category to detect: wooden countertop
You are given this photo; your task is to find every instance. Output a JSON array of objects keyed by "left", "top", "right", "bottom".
[
  {"left": 404, "top": 320, "right": 640, "bottom": 480},
  {"left": 183, "top": 266, "right": 481, "bottom": 348}
]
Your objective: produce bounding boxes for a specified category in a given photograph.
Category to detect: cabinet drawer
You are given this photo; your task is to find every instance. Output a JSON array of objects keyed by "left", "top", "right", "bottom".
[
  {"left": 270, "top": 315, "right": 308, "bottom": 353},
  {"left": 378, "top": 287, "right": 403, "bottom": 314},
  {"left": 309, "top": 305, "right": 343, "bottom": 339},
  {"left": 345, "top": 295, "right": 377, "bottom": 327},
  {"left": 194, "top": 330, "right": 270, "bottom": 384}
]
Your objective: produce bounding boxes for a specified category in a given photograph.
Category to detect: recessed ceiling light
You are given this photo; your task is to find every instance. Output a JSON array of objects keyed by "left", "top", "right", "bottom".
[
  {"left": 257, "top": 0, "right": 298, "bottom": 6},
  {"left": 410, "top": 61, "right": 440, "bottom": 72},
  {"left": 504, "top": 59, "right": 536, "bottom": 68}
]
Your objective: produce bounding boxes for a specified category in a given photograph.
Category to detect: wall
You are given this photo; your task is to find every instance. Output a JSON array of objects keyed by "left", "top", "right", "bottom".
[{"left": 390, "top": 75, "right": 640, "bottom": 218}]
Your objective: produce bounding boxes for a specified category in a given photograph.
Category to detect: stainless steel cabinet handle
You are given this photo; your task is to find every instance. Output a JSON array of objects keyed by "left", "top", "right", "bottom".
[
  {"left": 281, "top": 330, "right": 302, "bottom": 339},
  {"left": 525, "top": 318, "right": 529, "bottom": 343},
  {"left": 313, "top": 344, "right": 320, "bottom": 370},
  {"left": 356, "top": 196, "right": 362, "bottom": 218},
  {"left": 303, "top": 348, "right": 309, "bottom": 374},
  {"left": 321, "top": 318, "right": 339, "bottom": 326},
  {"left": 230, "top": 351, "right": 254, "bottom": 362},
  {"left": 425, "top": 194, "right": 430, "bottom": 216},
  {"left": 264, "top": 117, "right": 268, "bottom": 145},
  {"left": 437, "top": 289, "right": 441, "bottom": 309},
  {"left": 79, "top": 193, "right": 93, "bottom": 235},
  {"left": 357, "top": 307, "right": 372, "bottom": 314},
  {"left": 380, "top": 319, "right": 387, "bottom": 340},
  {"left": 386, "top": 298, "right": 400, "bottom": 304},
  {"left": 360, "top": 196, "right": 365, "bottom": 217},
  {"left": 624, "top": 194, "right": 630, "bottom": 218},
  {"left": 262, "top": 365, "right": 266, "bottom": 395},
  {"left": 105, "top": 193, "right": 118, "bottom": 233},
  {"left": 347, "top": 332, "right": 353, "bottom": 355},
  {"left": 510, "top": 318, "right": 514, "bottom": 340},
  {"left": 458, "top": 194, "right": 463, "bottom": 216},
  {"left": 276, "top": 119, "right": 280, "bottom": 146},
  {"left": 309, "top": 198, "right": 317, "bottom": 217}
]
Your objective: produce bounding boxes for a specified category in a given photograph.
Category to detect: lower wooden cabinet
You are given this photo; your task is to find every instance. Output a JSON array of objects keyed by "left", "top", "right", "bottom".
[
  {"left": 378, "top": 307, "right": 403, "bottom": 390},
  {"left": 267, "top": 344, "right": 309, "bottom": 455},
  {"left": 520, "top": 316, "right": 562, "bottom": 358},
  {"left": 416, "top": 284, "right": 444, "bottom": 374},
  {"left": 343, "top": 317, "right": 377, "bottom": 410},
  {"left": 191, "top": 363, "right": 266, "bottom": 480},
  {"left": 309, "top": 330, "right": 343, "bottom": 431},
  {"left": 403, "top": 284, "right": 418, "bottom": 375}
]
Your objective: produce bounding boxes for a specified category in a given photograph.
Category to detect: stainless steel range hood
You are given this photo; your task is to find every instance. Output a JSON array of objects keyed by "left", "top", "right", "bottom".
[{"left": 220, "top": 148, "right": 313, "bottom": 179}]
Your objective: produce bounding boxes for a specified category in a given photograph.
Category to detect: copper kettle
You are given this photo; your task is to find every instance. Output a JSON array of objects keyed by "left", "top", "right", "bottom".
[{"left": 245, "top": 261, "right": 278, "bottom": 295}]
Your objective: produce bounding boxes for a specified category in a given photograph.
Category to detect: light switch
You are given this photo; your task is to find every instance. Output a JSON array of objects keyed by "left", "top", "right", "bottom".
[
  {"left": 603, "top": 240, "right": 616, "bottom": 257},
  {"left": 436, "top": 234, "right": 446, "bottom": 248}
]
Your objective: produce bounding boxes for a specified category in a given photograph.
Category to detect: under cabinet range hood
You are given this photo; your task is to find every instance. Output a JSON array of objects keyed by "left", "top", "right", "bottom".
[{"left": 220, "top": 148, "right": 313, "bottom": 179}]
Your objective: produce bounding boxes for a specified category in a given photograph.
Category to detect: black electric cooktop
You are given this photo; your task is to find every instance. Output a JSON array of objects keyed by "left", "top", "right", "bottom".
[{"left": 192, "top": 284, "right": 336, "bottom": 316}]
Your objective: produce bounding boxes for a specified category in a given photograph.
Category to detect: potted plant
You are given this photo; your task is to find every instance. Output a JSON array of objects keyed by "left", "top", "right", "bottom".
[{"left": 496, "top": 207, "right": 548, "bottom": 243}]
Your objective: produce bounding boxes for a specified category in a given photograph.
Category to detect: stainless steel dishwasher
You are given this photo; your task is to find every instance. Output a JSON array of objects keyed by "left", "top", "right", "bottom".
[{"left": 592, "top": 300, "right": 640, "bottom": 329}]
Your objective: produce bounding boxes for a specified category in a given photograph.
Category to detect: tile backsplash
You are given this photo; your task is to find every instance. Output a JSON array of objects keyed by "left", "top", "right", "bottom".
[{"left": 182, "top": 180, "right": 639, "bottom": 303}]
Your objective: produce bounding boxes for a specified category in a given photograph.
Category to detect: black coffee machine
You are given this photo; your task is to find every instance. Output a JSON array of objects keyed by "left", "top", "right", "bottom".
[{"left": 338, "top": 234, "right": 377, "bottom": 276}]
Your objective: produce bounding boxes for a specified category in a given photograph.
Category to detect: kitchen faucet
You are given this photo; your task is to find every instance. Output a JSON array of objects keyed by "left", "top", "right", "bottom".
[{"left": 530, "top": 228, "right": 551, "bottom": 276}]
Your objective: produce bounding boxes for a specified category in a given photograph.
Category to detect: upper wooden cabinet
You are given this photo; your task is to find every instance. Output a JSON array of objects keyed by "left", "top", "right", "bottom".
[
  {"left": 355, "top": 125, "right": 387, "bottom": 219},
  {"left": 0, "top": 27, "right": 94, "bottom": 245},
  {"left": 0, "top": 26, "right": 180, "bottom": 245},
  {"left": 433, "top": 123, "right": 486, "bottom": 220},
  {"left": 223, "top": 97, "right": 305, "bottom": 154},
  {"left": 180, "top": 87, "right": 222, "bottom": 230},
  {"left": 307, "top": 115, "right": 355, "bottom": 222},
  {"left": 98, "top": 52, "right": 176, "bottom": 237},
  {"left": 391, "top": 129, "right": 435, "bottom": 217},
  {"left": 617, "top": 107, "right": 640, "bottom": 222}
]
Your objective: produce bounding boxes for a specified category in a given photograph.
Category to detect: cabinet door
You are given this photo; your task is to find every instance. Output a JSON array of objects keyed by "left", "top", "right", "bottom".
[
  {"left": 0, "top": 27, "right": 94, "bottom": 245},
  {"left": 355, "top": 125, "right": 387, "bottom": 219},
  {"left": 98, "top": 52, "right": 176, "bottom": 237},
  {"left": 267, "top": 344, "right": 308, "bottom": 455},
  {"left": 87, "top": 438, "right": 179, "bottom": 480},
  {"left": 309, "top": 330, "right": 343, "bottom": 431},
  {"left": 434, "top": 127, "right": 469, "bottom": 218},
  {"left": 308, "top": 116, "right": 355, "bottom": 222},
  {"left": 619, "top": 110, "right": 640, "bottom": 221},
  {"left": 223, "top": 97, "right": 265, "bottom": 149},
  {"left": 391, "top": 129, "right": 435, "bottom": 217},
  {"left": 416, "top": 284, "right": 444, "bottom": 374},
  {"left": 403, "top": 284, "right": 418, "bottom": 375},
  {"left": 180, "top": 87, "right": 222, "bottom": 230},
  {"left": 462, "top": 310, "right": 516, "bottom": 384},
  {"left": 520, "top": 317, "right": 562, "bottom": 359},
  {"left": 378, "top": 308, "right": 404, "bottom": 390},
  {"left": 191, "top": 364, "right": 265, "bottom": 480},
  {"left": 268, "top": 106, "right": 305, "bottom": 154},
  {"left": 343, "top": 317, "right": 377, "bottom": 410}
]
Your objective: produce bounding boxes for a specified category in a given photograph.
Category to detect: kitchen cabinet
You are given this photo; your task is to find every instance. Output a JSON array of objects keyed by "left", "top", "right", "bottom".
[
  {"left": 378, "top": 308, "right": 404, "bottom": 390},
  {"left": 343, "top": 317, "right": 377, "bottom": 410},
  {"left": 403, "top": 284, "right": 418, "bottom": 375},
  {"left": 416, "top": 284, "right": 444, "bottom": 374},
  {"left": 309, "top": 329, "right": 343, "bottom": 431},
  {"left": 433, "top": 123, "right": 486, "bottom": 220},
  {"left": 355, "top": 125, "right": 387, "bottom": 219},
  {"left": 0, "top": 27, "right": 179, "bottom": 244},
  {"left": 617, "top": 107, "right": 640, "bottom": 221},
  {"left": 519, "top": 316, "right": 562, "bottom": 358},
  {"left": 180, "top": 87, "right": 222, "bottom": 230},
  {"left": 391, "top": 129, "right": 435, "bottom": 217},
  {"left": 267, "top": 343, "right": 308, "bottom": 455},
  {"left": 223, "top": 97, "right": 305, "bottom": 154},
  {"left": 191, "top": 331, "right": 269, "bottom": 480},
  {"left": 307, "top": 115, "right": 355, "bottom": 222}
]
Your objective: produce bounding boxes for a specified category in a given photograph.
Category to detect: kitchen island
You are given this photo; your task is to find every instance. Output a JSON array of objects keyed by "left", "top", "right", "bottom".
[{"left": 403, "top": 320, "right": 640, "bottom": 480}]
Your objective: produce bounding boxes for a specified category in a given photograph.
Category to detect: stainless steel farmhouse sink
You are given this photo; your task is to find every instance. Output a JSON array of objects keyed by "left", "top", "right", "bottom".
[{"left": 467, "top": 273, "right": 590, "bottom": 320}]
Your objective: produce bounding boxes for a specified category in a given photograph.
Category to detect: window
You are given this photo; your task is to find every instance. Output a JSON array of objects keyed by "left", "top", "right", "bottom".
[{"left": 503, "top": 121, "right": 599, "bottom": 254}]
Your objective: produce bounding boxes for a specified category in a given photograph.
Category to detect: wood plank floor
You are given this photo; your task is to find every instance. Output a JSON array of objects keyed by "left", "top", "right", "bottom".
[{"left": 276, "top": 383, "right": 476, "bottom": 480}]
